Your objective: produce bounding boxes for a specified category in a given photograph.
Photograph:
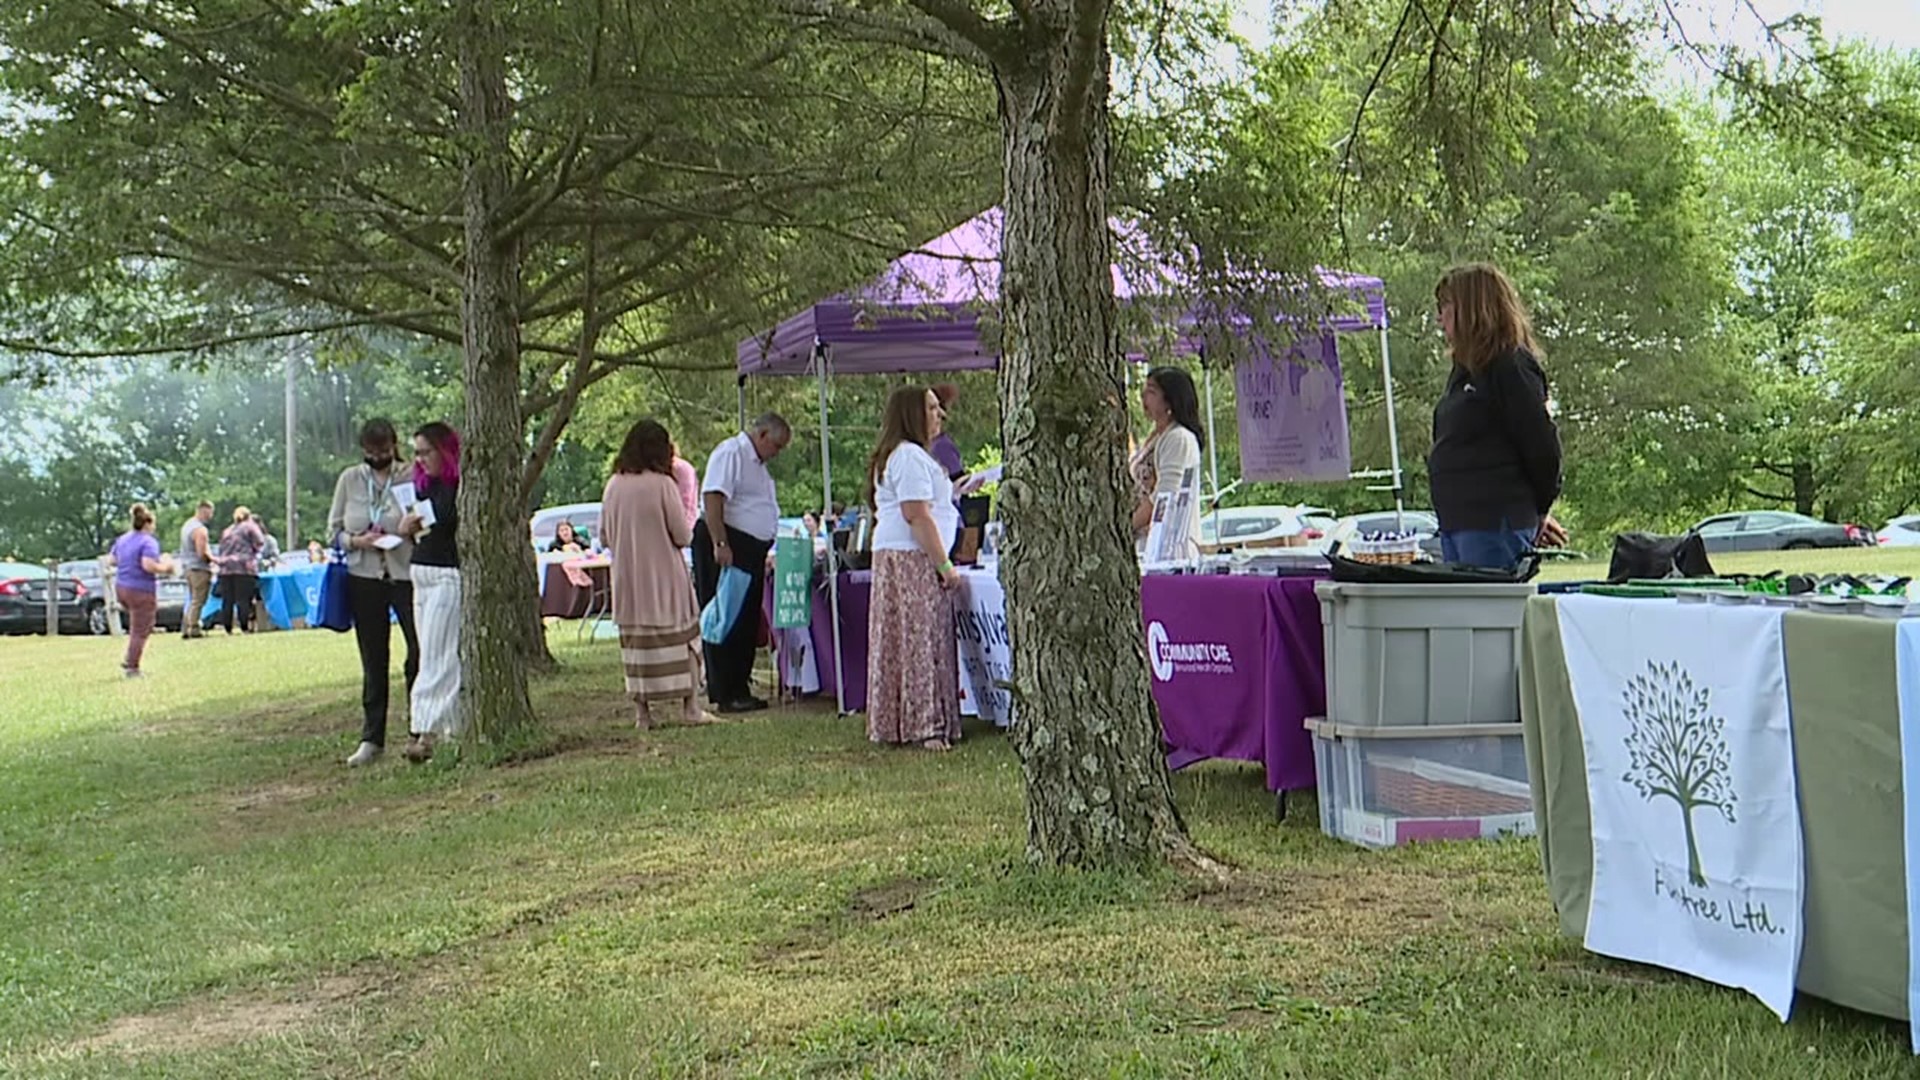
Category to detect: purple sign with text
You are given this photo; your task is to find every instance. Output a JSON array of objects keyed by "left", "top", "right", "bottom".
[{"left": 1234, "top": 333, "right": 1351, "bottom": 482}]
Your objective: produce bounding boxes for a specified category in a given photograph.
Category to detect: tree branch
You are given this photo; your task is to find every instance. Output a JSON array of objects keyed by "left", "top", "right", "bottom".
[
  {"left": 1055, "top": 0, "right": 1109, "bottom": 148},
  {"left": 0, "top": 313, "right": 441, "bottom": 359},
  {"left": 771, "top": 0, "right": 994, "bottom": 64},
  {"left": 1334, "top": 0, "right": 1419, "bottom": 254}
]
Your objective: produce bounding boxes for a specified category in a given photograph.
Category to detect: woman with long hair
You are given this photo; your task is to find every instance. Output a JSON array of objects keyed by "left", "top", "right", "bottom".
[
  {"left": 398, "top": 421, "right": 462, "bottom": 762},
  {"left": 1429, "top": 263, "right": 1565, "bottom": 569},
  {"left": 214, "top": 505, "right": 267, "bottom": 634},
  {"left": 108, "top": 503, "right": 175, "bottom": 678},
  {"left": 329, "top": 418, "right": 421, "bottom": 768},
  {"left": 601, "top": 419, "right": 710, "bottom": 729},
  {"left": 1128, "top": 366, "right": 1206, "bottom": 560},
  {"left": 865, "top": 385, "right": 961, "bottom": 751}
]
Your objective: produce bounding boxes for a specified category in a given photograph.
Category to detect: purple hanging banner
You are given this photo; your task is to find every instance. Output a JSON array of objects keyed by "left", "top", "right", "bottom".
[{"left": 1233, "top": 334, "right": 1351, "bottom": 483}]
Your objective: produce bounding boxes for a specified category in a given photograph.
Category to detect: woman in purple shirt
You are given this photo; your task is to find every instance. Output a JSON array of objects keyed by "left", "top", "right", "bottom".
[{"left": 109, "top": 503, "right": 175, "bottom": 678}]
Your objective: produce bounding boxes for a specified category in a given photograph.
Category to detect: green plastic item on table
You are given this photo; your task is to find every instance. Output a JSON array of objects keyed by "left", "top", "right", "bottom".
[
  {"left": 1581, "top": 584, "right": 1676, "bottom": 598},
  {"left": 1625, "top": 578, "right": 1736, "bottom": 590}
]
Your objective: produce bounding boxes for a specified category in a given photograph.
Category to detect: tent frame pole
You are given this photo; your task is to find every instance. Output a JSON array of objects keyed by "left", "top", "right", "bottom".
[
  {"left": 1377, "top": 323, "right": 1406, "bottom": 530},
  {"left": 814, "top": 340, "right": 847, "bottom": 715}
]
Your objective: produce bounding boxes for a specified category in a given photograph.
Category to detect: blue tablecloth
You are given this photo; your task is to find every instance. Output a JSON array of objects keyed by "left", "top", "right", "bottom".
[{"left": 201, "top": 566, "right": 328, "bottom": 630}]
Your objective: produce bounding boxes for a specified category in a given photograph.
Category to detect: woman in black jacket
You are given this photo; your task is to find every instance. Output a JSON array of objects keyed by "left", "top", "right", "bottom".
[{"left": 1428, "top": 264, "right": 1566, "bottom": 568}]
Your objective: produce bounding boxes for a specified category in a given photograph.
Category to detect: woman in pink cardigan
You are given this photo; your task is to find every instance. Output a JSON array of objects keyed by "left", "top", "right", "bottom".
[{"left": 670, "top": 441, "right": 700, "bottom": 532}]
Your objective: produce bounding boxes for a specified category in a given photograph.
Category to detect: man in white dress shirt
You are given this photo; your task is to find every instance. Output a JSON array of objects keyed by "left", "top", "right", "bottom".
[{"left": 694, "top": 412, "right": 790, "bottom": 713}]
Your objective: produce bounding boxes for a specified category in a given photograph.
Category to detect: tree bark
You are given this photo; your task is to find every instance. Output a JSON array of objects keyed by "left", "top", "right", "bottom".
[
  {"left": 454, "top": 0, "right": 541, "bottom": 744},
  {"left": 990, "top": 5, "right": 1209, "bottom": 872}
]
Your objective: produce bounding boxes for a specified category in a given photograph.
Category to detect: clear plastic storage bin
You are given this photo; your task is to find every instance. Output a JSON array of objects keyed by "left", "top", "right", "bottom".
[
  {"left": 1315, "top": 581, "right": 1536, "bottom": 727},
  {"left": 1308, "top": 717, "right": 1535, "bottom": 849}
]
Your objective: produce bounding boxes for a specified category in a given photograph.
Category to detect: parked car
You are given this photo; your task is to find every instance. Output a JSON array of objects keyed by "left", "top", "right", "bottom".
[
  {"left": 1692, "top": 511, "right": 1871, "bottom": 553},
  {"left": 1196, "top": 505, "right": 1336, "bottom": 548},
  {"left": 1322, "top": 510, "right": 1445, "bottom": 560},
  {"left": 531, "top": 502, "right": 603, "bottom": 551},
  {"left": 1878, "top": 515, "right": 1920, "bottom": 547},
  {"left": 0, "top": 561, "right": 96, "bottom": 635}
]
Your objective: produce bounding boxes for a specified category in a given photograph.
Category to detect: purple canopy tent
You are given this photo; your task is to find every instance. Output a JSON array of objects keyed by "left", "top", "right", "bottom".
[{"left": 736, "top": 208, "right": 1405, "bottom": 712}]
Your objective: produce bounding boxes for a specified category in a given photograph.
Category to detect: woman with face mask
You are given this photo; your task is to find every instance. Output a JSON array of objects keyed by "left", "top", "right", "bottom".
[{"left": 328, "top": 418, "right": 422, "bottom": 767}]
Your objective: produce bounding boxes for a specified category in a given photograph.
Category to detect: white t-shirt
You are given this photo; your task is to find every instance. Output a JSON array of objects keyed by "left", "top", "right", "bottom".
[
  {"left": 871, "top": 442, "right": 960, "bottom": 553},
  {"left": 701, "top": 432, "right": 779, "bottom": 541}
]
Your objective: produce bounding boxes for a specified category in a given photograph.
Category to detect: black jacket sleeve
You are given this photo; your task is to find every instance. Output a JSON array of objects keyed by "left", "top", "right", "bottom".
[{"left": 1485, "top": 351, "right": 1563, "bottom": 515}]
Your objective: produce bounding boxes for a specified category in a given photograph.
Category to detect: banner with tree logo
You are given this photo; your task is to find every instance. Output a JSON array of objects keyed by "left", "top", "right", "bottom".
[{"left": 1557, "top": 596, "right": 1805, "bottom": 1021}]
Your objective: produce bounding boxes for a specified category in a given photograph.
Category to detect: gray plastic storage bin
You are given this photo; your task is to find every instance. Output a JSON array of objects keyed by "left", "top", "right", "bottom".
[
  {"left": 1315, "top": 581, "right": 1536, "bottom": 727},
  {"left": 1308, "top": 717, "right": 1535, "bottom": 849}
]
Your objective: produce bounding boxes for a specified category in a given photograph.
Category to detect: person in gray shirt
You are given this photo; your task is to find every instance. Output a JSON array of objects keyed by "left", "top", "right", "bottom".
[{"left": 177, "top": 500, "right": 214, "bottom": 639}]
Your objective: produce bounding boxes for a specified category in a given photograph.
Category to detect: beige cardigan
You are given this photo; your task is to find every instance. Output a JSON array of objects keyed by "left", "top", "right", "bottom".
[
  {"left": 328, "top": 463, "right": 414, "bottom": 580},
  {"left": 601, "top": 471, "right": 697, "bottom": 630}
]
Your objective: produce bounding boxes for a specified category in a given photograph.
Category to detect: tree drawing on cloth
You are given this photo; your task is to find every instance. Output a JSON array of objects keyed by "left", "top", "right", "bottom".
[{"left": 1620, "top": 660, "right": 1738, "bottom": 887}]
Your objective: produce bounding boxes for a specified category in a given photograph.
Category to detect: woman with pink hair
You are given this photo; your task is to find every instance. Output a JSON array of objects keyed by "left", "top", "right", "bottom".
[{"left": 398, "top": 421, "right": 462, "bottom": 762}]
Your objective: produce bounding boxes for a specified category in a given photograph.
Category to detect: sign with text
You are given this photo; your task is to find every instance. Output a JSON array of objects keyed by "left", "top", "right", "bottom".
[
  {"left": 953, "top": 572, "right": 1014, "bottom": 727},
  {"left": 1558, "top": 597, "right": 1805, "bottom": 1021},
  {"left": 771, "top": 539, "right": 812, "bottom": 629},
  {"left": 1234, "top": 334, "right": 1351, "bottom": 483}
]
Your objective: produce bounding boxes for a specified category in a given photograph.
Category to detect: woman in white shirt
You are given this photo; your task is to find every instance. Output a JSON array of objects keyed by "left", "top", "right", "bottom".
[
  {"left": 1129, "top": 366, "right": 1206, "bottom": 560},
  {"left": 865, "top": 385, "right": 962, "bottom": 752}
]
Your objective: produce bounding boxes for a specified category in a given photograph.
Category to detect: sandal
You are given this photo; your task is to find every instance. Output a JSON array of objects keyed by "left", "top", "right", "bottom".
[{"left": 918, "top": 738, "right": 952, "bottom": 752}]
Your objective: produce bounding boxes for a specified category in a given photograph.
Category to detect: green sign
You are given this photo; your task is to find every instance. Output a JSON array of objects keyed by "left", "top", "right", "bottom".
[{"left": 772, "top": 541, "right": 812, "bottom": 629}]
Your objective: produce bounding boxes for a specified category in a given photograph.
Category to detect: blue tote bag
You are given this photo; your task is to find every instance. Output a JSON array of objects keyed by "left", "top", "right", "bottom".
[
  {"left": 700, "top": 566, "right": 753, "bottom": 644},
  {"left": 313, "top": 547, "right": 355, "bottom": 633}
]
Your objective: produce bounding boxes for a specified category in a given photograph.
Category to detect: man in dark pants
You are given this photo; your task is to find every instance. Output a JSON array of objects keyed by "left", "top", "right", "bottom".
[{"left": 693, "top": 412, "right": 790, "bottom": 713}]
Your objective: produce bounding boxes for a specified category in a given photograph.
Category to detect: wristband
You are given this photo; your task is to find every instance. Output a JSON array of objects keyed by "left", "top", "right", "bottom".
[{"left": 937, "top": 559, "right": 955, "bottom": 575}]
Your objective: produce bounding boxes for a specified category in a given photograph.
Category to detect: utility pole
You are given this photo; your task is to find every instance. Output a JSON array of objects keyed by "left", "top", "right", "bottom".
[{"left": 285, "top": 349, "right": 298, "bottom": 551}]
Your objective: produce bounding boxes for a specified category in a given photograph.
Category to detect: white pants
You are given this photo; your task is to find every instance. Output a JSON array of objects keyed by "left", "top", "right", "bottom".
[{"left": 409, "top": 564, "right": 463, "bottom": 737}]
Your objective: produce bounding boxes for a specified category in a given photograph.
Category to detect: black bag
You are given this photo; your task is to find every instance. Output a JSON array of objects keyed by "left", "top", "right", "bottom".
[
  {"left": 1327, "top": 548, "right": 1541, "bottom": 585},
  {"left": 1607, "top": 532, "right": 1714, "bottom": 583}
]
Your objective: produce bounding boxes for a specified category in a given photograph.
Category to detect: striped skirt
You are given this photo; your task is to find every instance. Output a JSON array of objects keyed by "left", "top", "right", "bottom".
[
  {"left": 866, "top": 549, "right": 959, "bottom": 745},
  {"left": 620, "top": 622, "right": 701, "bottom": 703}
]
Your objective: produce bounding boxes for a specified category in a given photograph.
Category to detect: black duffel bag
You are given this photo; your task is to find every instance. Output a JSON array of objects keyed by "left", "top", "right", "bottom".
[{"left": 1607, "top": 531, "right": 1715, "bottom": 583}]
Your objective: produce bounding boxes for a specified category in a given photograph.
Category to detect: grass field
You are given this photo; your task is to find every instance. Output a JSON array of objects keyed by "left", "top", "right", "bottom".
[{"left": 3, "top": 547, "right": 1917, "bottom": 1078}]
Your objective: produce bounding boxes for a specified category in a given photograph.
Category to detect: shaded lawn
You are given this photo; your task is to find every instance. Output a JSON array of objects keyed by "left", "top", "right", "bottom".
[{"left": 2, "top": 582, "right": 1915, "bottom": 1077}]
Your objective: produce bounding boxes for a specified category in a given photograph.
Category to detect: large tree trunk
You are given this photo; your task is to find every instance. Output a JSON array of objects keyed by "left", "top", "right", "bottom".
[
  {"left": 454, "top": 0, "right": 541, "bottom": 745},
  {"left": 992, "top": 12, "right": 1206, "bottom": 871}
]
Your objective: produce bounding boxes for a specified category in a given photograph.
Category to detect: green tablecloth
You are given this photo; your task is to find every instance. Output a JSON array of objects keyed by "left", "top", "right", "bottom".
[{"left": 1519, "top": 596, "right": 1909, "bottom": 1020}]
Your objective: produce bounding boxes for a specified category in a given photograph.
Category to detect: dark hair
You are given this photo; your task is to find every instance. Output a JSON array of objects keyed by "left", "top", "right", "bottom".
[
  {"left": 412, "top": 422, "right": 461, "bottom": 487},
  {"left": 1435, "top": 262, "right": 1541, "bottom": 374},
  {"left": 615, "top": 419, "right": 675, "bottom": 475},
  {"left": 1146, "top": 367, "right": 1206, "bottom": 452},
  {"left": 130, "top": 503, "right": 154, "bottom": 531},
  {"left": 865, "top": 386, "right": 933, "bottom": 508},
  {"left": 932, "top": 383, "right": 959, "bottom": 408},
  {"left": 359, "top": 417, "right": 398, "bottom": 451}
]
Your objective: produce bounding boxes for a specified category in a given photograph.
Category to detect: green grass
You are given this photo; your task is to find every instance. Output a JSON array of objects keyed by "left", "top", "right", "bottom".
[
  {"left": 1537, "top": 544, "right": 1920, "bottom": 583},
  {"left": 3, "top": 561, "right": 1918, "bottom": 1078}
]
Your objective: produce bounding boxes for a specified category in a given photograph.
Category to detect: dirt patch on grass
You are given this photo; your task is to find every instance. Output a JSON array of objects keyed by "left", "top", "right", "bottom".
[
  {"left": 65, "top": 973, "right": 370, "bottom": 1058},
  {"left": 848, "top": 876, "right": 937, "bottom": 921},
  {"left": 227, "top": 780, "right": 329, "bottom": 813}
]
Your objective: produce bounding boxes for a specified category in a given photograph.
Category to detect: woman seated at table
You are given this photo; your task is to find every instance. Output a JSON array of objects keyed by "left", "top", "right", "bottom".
[
  {"left": 602, "top": 419, "right": 711, "bottom": 730},
  {"left": 548, "top": 520, "right": 588, "bottom": 554},
  {"left": 865, "top": 385, "right": 961, "bottom": 752},
  {"left": 1129, "top": 366, "right": 1205, "bottom": 560}
]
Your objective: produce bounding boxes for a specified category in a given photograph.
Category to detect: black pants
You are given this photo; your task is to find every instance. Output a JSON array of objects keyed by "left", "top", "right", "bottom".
[
  {"left": 691, "top": 520, "right": 770, "bottom": 706},
  {"left": 218, "top": 574, "right": 259, "bottom": 633},
  {"left": 347, "top": 574, "right": 420, "bottom": 746}
]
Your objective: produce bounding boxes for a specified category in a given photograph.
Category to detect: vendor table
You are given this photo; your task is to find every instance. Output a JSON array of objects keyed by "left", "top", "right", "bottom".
[
  {"left": 1519, "top": 595, "right": 1906, "bottom": 1021},
  {"left": 539, "top": 559, "right": 611, "bottom": 620},
  {"left": 782, "top": 567, "right": 1324, "bottom": 793},
  {"left": 200, "top": 565, "right": 327, "bottom": 631}
]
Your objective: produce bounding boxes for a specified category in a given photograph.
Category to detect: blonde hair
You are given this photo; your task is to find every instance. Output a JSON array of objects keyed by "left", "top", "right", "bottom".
[
  {"left": 1435, "top": 263, "right": 1542, "bottom": 373},
  {"left": 232, "top": 506, "right": 252, "bottom": 524},
  {"left": 130, "top": 503, "right": 155, "bottom": 531}
]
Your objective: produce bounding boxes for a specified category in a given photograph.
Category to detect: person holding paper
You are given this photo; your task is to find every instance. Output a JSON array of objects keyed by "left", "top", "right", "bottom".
[
  {"left": 865, "top": 386, "right": 961, "bottom": 752},
  {"left": 693, "top": 412, "right": 789, "bottom": 714},
  {"left": 602, "top": 419, "right": 710, "bottom": 730},
  {"left": 397, "top": 421, "right": 462, "bottom": 763},
  {"left": 329, "top": 418, "right": 420, "bottom": 768},
  {"left": 1129, "top": 367, "right": 1205, "bottom": 560}
]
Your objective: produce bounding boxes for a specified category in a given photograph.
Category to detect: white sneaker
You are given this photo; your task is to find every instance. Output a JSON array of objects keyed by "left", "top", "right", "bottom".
[{"left": 346, "top": 741, "right": 382, "bottom": 767}]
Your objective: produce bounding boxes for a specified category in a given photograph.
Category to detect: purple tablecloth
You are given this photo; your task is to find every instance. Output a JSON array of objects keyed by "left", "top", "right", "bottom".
[{"left": 802, "top": 570, "right": 1324, "bottom": 792}]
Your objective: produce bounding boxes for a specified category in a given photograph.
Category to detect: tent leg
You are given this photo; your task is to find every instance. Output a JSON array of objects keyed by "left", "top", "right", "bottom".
[
  {"left": 736, "top": 375, "right": 747, "bottom": 429},
  {"left": 815, "top": 342, "right": 847, "bottom": 716},
  {"left": 1378, "top": 325, "right": 1406, "bottom": 529}
]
